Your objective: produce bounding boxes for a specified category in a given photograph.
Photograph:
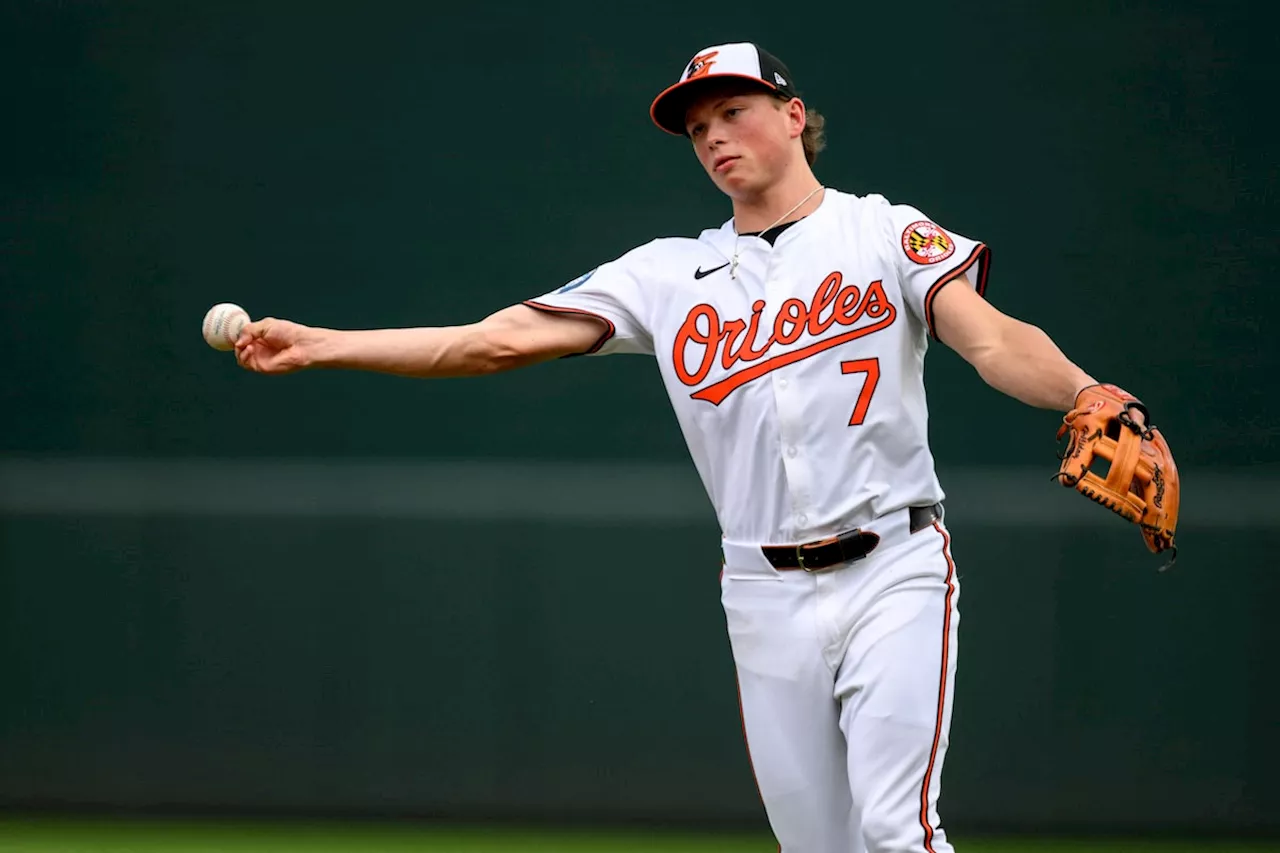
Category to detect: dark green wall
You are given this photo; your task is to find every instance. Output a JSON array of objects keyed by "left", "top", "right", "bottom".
[
  {"left": 2, "top": 0, "right": 1276, "bottom": 835},
  {"left": 1, "top": 0, "right": 1275, "bottom": 464},
  {"left": 4, "top": 507, "right": 1278, "bottom": 832}
]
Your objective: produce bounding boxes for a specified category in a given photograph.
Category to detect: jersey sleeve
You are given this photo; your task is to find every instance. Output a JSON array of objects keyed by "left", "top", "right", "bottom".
[
  {"left": 880, "top": 202, "right": 991, "bottom": 340},
  {"left": 523, "top": 250, "right": 654, "bottom": 357}
]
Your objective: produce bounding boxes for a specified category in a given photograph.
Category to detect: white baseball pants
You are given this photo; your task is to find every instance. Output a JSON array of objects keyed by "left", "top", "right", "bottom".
[{"left": 720, "top": 510, "right": 960, "bottom": 853}]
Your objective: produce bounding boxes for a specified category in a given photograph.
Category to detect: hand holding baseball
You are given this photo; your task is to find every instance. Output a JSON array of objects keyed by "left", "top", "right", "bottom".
[
  {"left": 202, "top": 303, "right": 251, "bottom": 351},
  {"left": 234, "top": 317, "right": 324, "bottom": 374}
]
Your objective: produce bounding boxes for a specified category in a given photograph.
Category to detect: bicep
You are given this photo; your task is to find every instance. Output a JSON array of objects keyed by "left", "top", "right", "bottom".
[
  {"left": 477, "top": 304, "right": 611, "bottom": 367},
  {"left": 930, "top": 275, "right": 1013, "bottom": 365}
]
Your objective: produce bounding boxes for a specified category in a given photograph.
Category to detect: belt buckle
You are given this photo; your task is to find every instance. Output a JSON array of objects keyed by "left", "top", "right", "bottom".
[{"left": 796, "top": 544, "right": 824, "bottom": 573}]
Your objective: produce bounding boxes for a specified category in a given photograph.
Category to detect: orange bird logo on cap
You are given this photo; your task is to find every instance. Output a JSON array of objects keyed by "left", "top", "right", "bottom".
[{"left": 685, "top": 51, "right": 719, "bottom": 80}]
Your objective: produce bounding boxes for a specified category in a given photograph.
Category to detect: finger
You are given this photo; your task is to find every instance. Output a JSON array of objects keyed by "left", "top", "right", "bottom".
[{"left": 239, "top": 318, "right": 273, "bottom": 343}]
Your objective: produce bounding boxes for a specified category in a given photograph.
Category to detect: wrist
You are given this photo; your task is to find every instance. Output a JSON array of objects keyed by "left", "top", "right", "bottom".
[
  {"left": 306, "top": 327, "right": 346, "bottom": 368},
  {"left": 1070, "top": 376, "right": 1098, "bottom": 406}
]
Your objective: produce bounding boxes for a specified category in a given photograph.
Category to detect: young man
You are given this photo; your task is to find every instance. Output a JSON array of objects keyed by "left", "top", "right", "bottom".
[{"left": 234, "top": 43, "right": 1121, "bottom": 853}]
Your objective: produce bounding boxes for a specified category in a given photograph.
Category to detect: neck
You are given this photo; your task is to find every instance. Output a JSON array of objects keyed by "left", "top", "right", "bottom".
[{"left": 731, "top": 168, "right": 824, "bottom": 233}]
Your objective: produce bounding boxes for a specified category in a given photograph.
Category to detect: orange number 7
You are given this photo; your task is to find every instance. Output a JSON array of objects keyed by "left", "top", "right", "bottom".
[{"left": 840, "top": 358, "right": 881, "bottom": 426}]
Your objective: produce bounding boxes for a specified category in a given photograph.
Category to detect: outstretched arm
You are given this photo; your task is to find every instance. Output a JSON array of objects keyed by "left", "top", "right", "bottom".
[
  {"left": 931, "top": 278, "right": 1095, "bottom": 411},
  {"left": 234, "top": 304, "right": 608, "bottom": 378}
]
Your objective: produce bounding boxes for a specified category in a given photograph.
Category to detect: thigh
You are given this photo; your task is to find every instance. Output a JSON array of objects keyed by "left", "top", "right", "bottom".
[
  {"left": 722, "top": 572, "right": 864, "bottom": 853},
  {"left": 835, "top": 524, "right": 960, "bottom": 853}
]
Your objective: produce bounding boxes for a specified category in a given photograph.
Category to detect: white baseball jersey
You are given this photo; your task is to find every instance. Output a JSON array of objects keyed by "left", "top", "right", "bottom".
[{"left": 526, "top": 189, "right": 990, "bottom": 546}]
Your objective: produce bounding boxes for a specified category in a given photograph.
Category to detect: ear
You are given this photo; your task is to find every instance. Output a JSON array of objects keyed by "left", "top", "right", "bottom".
[{"left": 786, "top": 98, "right": 807, "bottom": 140}]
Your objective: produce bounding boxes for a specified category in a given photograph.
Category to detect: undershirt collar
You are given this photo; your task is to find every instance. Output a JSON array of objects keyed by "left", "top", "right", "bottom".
[{"left": 738, "top": 217, "right": 805, "bottom": 246}]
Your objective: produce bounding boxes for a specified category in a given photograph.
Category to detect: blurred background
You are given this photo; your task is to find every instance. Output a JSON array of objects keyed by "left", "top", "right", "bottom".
[{"left": 1, "top": 0, "right": 1276, "bottom": 850}]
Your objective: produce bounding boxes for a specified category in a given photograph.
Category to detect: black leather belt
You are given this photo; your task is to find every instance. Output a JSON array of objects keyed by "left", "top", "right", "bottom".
[{"left": 761, "top": 503, "right": 943, "bottom": 572}]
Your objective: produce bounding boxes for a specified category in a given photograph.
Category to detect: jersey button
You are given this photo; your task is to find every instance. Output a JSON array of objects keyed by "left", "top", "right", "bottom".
[
  {"left": 797, "top": 514, "right": 809, "bottom": 526},
  {"left": 778, "top": 378, "right": 788, "bottom": 389},
  {"left": 786, "top": 446, "right": 798, "bottom": 458}
]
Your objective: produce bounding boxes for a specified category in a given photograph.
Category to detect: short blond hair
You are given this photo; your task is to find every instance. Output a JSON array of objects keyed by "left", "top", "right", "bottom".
[
  {"left": 800, "top": 105, "right": 827, "bottom": 167},
  {"left": 769, "top": 94, "right": 826, "bottom": 166}
]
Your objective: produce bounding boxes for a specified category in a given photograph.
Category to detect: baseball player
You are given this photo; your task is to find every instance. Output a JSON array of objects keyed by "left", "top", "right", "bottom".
[{"left": 234, "top": 43, "right": 1178, "bottom": 853}]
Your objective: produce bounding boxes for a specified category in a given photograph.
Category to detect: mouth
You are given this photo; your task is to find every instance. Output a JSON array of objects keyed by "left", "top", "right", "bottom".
[{"left": 713, "top": 155, "right": 740, "bottom": 173}]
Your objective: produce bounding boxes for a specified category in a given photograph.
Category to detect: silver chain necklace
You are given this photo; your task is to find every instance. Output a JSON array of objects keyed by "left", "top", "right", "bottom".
[{"left": 730, "top": 185, "right": 824, "bottom": 279}]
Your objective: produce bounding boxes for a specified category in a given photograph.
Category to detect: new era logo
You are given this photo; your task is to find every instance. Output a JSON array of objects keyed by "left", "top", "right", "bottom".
[{"left": 774, "top": 72, "right": 786, "bottom": 86}]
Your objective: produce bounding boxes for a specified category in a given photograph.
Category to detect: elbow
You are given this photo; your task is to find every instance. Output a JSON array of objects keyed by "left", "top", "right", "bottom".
[
  {"left": 962, "top": 338, "right": 1003, "bottom": 381},
  {"left": 466, "top": 327, "right": 530, "bottom": 375},
  {"left": 964, "top": 315, "right": 1036, "bottom": 379}
]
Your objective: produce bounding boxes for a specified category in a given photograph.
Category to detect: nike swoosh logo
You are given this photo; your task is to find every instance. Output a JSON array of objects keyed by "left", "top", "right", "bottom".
[{"left": 693, "top": 262, "right": 730, "bottom": 280}]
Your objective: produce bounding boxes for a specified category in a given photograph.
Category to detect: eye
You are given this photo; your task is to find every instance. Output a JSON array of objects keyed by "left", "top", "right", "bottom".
[
  {"left": 726, "top": 106, "right": 744, "bottom": 119},
  {"left": 689, "top": 123, "right": 705, "bottom": 138}
]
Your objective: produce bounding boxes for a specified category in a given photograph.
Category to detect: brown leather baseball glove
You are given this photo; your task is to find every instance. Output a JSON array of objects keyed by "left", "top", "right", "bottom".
[{"left": 1055, "top": 383, "right": 1180, "bottom": 568}]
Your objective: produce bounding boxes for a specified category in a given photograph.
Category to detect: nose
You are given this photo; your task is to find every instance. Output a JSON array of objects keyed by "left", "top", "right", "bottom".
[
  {"left": 703, "top": 127, "right": 730, "bottom": 161},
  {"left": 706, "top": 119, "right": 728, "bottom": 147}
]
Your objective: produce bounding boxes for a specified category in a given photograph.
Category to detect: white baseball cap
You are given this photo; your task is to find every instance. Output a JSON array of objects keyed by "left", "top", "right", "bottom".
[{"left": 650, "top": 42, "right": 801, "bottom": 136}]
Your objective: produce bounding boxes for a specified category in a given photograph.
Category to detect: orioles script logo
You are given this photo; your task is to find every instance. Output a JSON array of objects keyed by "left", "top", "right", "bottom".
[{"left": 674, "top": 272, "right": 897, "bottom": 405}]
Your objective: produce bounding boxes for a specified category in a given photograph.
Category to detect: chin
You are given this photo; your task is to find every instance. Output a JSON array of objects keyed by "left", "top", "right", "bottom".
[
  {"left": 707, "top": 165, "right": 747, "bottom": 189},
  {"left": 718, "top": 174, "right": 767, "bottom": 199}
]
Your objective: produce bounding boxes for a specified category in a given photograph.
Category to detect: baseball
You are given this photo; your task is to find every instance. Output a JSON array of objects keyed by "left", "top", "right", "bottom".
[{"left": 202, "top": 302, "right": 250, "bottom": 351}]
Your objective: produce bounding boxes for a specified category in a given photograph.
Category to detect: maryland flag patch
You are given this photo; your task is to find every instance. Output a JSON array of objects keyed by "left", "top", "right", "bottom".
[{"left": 901, "top": 221, "right": 956, "bottom": 265}]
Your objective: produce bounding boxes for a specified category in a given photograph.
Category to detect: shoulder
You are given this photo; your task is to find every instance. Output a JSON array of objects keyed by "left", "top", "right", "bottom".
[
  {"left": 612, "top": 231, "right": 729, "bottom": 273},
  {"left": 834, "top": 192, "right": 938, "bottom": 245},
  {"left": 808, "top": 190, "right": 898, "bottom": 245},
  {"left": 633, "top": 234, "right": 716, "bottom": 256},
  {"left": 828, "top": 190, "right": 920, "bottom": 214},
  {"left": 834, "top": 190, "right": 904, "bottom": 217},
  {"left": 816, "top": 189, "right": 899, "bottom": 224}
]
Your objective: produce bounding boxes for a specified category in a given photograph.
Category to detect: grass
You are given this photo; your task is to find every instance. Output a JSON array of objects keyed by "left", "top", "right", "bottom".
[{"left": 0, "top": 817, "right": 1275, "bottom": 852}]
